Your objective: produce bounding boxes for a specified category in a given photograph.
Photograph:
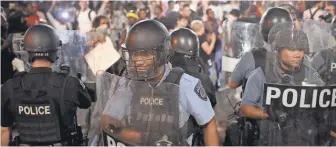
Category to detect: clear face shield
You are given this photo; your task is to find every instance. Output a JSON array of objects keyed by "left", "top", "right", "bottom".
[
  {"left": 121, "top": 45, "right": 167, "bottom": 81},
  {"left": 274, "top": 29, "right": 309, "bottom": 73}
]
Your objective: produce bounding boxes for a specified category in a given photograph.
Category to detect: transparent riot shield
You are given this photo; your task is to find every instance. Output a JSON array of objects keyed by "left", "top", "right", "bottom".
[
  {"left": 221, "top": 21, "right": 264, "bottom": 86},
  {"left": 89, "top": 71, "right": 189, "bottom": 146},
  {"left": 302, "top": 20, "right": 336, "bottom": 58},
  {"left": 221, "top": 21, "right": 264, "bottom": 72},
  {"left": 222, "top": 21, "right": 264, "bottom": 59},
  {"left": 214, "top": 88, "right": 242, "bottom": 145},
  {"left": 11, "top": 30, "right": 95, "bottom": 81},
  {"left": 254, "top": 25, "right": 328, "bottom": 146},
  {"left": 52, "top": 30, "right": 95, "bottom": 82},
  {"left": 307, "top": 20, "right": 336, "bottom": 145}
]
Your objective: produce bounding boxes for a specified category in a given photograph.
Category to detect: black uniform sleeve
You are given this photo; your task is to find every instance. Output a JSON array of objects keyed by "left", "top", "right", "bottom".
[
  {"left": 1, "top": 81, "right": 14, "bottom": 127},
  {"left": 64, "top": 77, "right": 92, "bottom": 109}
]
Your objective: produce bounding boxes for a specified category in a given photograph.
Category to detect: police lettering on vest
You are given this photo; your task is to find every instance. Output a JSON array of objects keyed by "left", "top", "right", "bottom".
[
  {"left": 264, "top": 83, "right": 336, "bottom": 108},
  {"left": 18, "top": 105, "right": 51, "bottom": 115},
  {"left": 140, "top": 97, "right": 163, "bottom": 106}
]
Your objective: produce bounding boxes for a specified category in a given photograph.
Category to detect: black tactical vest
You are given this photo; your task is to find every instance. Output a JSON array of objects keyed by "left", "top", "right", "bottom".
[
  {"left": 124, "top": 68, "right": 186, "bottom": 145},
  {"left": 9, "top": 72, "right": 69, "bottom": 144}
]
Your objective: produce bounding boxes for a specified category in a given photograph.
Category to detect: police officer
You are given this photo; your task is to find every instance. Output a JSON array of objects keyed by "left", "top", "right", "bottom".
[
  {"left": 228, "top": 7, "right": 293, "bottom": 89},
  {"left": 240, "top": 27, "right": 324, "bottom": 145},
  {"left": 169, "top": 28, "right": 216, "bottom": 145},
  {"left": 1, "top": 24, "right": 92, "bottom": 146},
  {"left": 88, "top": 20, "right": 219, "bottom": 146},
  {"left": 224, "top": 7, "right": 293, "bottom": 146},
  {"left": 310, "top": 18, "right": 336, "bottom": 145},
  {"left": 170, "top": 28, "right": 216, "bottom": 107}
]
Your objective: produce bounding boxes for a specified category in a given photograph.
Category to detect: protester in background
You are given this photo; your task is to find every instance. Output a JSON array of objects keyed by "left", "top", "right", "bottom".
[
  {"left": 46, "top": 0, "right": 73, "bottom": 31},
  {"left": 77, "top": 0, "right": 96, "bottom": 34},
  {"left": 166, "top": 0, "right": 175, "bottom": 15},
  {"left": 303, "top": 1, "right": 326, "bottom": 21},
  {"left": 1, "top": 13, "right": 15, "bottom": 84},
  {"left": 87, "top": 16, "right": 111, "bottom": 47},
  {"left": 164, "top": 11, "right": 179, "bottom": 31},
  {"left": 180, "top": 3, "right": 201, "bottom": 26},
  {"left": 222, "top": 9, "right": 240, "bottom": 56},
  {"left": 138, "top": 8, "right": 149, "bottom": 20},
  {"left": 119, "top": 9, "right": 138, "bottom": 45},
  {"left": 204, "top": 8, "right": 219, "bottom": 35},
  {"left": 191, "top": 20, "right": 216, "bottom": 76},
  {"left": 31, "top": 2, "right": 47, "bottom": 23},
  {"left": 23, "top": 2, "right": 39, "bottom": 27},
  {"left": 175, "top": 14, "right": 189, "bottom": 29},
  {"left": 6, "top": 2, "right": 28, "bottom": 34},
  {"left": 205, "top": 8, "right": 223, "bottom": 88},
  {"left": 153, "top": 5, "right": 165, "bottom": 23},
  {"left": 325, "top": 1, "right": 335, "bottom": 16}
]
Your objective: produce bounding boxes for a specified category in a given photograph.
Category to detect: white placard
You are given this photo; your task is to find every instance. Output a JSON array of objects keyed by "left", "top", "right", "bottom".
[{"left": 85, "top": 37, "right": 121, "bottom": 75}]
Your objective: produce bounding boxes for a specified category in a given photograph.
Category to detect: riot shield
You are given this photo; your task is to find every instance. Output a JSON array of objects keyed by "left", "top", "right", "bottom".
[
  {"left": 255, "top": 25, "right": 329, "bottom": 146},
  {"left": 222, "top": 21, "right": 264, "bottom": 60},
  {"left": 302, "top": 20, "right": 336, "bottom": 58},
  {"left": 53, "top": 30, "right": 95, "bottom": 82},
  {"left": 214, "top": 88, "right": 242, "bottom": 145},
  {"left": 56, "top": 30, "right": 121, "bottom": 137},
  {"left": 304, "top": 20, "right": 336, "bottom": 85},
  {"left": 308, "top": 20, "right": 336, "bottom": 145},
  {"left": 221, "top": 21, "right": 264, "bottom": 85},
  {"left": 90, "top": 71, "right": 189, "bottom": 146}
]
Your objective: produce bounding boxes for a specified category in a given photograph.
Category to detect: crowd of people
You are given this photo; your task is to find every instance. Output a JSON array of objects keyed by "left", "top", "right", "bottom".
[
  {"left": 1, "top": 0, "right": 336, "bottom": 146},
  {"left": 2, "top": 1, "right": 335, "bottom": 86}
]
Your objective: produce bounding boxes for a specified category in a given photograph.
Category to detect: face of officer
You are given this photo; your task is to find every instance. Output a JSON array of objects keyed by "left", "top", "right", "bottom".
[
  {"left": 131, "top": 51, "right": 156, "bottom": 72},
  {"left": 279, "top": 48, "right": 304, "bottom": 70}
]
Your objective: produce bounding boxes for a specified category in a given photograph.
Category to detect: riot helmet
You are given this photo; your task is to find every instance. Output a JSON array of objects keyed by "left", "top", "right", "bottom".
[
  {"left": 273, "top": 28, "right": 309, "bottom": 72},
  {"left": 260, "top": 7, "right": 293, "bottom": 43},
  {"left": 170, "top": 28, "right": 199, "bottom": 56},
  {"left": 23, "top": 24, "right": 61, "bottom": 63},
  {"left": 121, "top": 19, "right": 171, "bottom": 80},
  {"left": 170, "top": 28, "right": 201, "bottom": 71}
]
